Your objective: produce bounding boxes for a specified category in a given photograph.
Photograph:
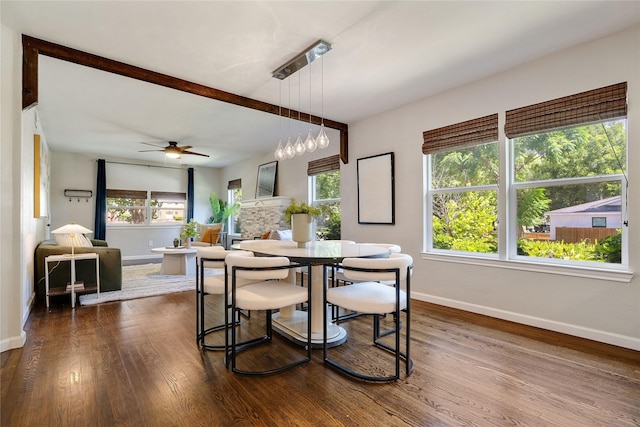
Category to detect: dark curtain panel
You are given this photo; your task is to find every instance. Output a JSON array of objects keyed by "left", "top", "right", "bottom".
[
  {"left": 94, "top": 159, "right": 107, "bottom": 240},
  {"left": 187, "top": 167, "right": 194, "bottom": 221}
]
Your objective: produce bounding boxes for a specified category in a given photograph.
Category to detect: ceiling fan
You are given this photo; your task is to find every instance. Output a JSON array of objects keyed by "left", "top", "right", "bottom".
[{"left": 139, "top": 141, "right": 210, "bottom": 158}]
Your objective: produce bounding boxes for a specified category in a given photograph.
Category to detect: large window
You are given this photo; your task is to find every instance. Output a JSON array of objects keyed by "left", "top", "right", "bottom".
[
  {"left": 107, "top": 189, "right": 186, "bottom": 225},
  {"left": 424, "top": 83, "right": 628, "bottom": 269},
  {"left": 510, "top": 120, "right": 626, "bottom": 265},
  {"left": 425, "top": 115, "right": 499, "bottom": 255},
  {"left": 308, "top": 155, "right": 341, "bottom": 240}
]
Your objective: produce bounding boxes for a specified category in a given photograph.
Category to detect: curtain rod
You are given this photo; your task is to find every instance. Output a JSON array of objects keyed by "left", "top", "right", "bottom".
[{"left": 100, "top": 160, "right": 191, "bottom": 171}]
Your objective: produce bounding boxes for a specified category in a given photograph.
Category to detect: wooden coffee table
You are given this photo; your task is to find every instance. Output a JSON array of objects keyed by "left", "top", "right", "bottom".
[{"left": 151, "top": 247, "right": 197, "bottom": 275}]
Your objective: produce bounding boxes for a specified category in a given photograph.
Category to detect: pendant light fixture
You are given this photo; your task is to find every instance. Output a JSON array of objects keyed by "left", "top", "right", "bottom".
[
  {"left": 294, "top": 73, "right": 306, "bottom": 156},
  {"left": 284, "top": 78, "right": 295, "bottom": 159},
  {"left": 304, "top": 64, "right": 317, "bottom": 153},
  {"left": 272, "top": 40, "right": 331, "bottom": 160},
  {"left": 274, "top": 80, "right": 285, "bottom": 160},
  {"left": 315, "top": 53, "right": 330, "bottom": 150}
]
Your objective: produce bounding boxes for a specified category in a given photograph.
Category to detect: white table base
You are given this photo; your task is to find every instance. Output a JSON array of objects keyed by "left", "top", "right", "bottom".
[{"left": 272, "top": 264, "right": 347, "bottom": 348}]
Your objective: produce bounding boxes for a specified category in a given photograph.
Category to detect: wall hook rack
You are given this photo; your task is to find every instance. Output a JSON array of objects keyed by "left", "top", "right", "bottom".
[{"left": 64, "top": 189, "right": 93, "bottom": 202}]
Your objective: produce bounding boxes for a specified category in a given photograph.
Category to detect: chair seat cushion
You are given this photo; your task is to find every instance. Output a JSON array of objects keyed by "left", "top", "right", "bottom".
[
  {"left": 327, "top": 281, "right": 407, "bottom": 314},
  {"left": 235, "top": 281, "right": 308, "bottom": 311}
]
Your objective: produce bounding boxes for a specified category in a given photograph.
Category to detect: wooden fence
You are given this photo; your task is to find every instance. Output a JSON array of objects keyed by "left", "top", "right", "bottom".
[
  {"left": 524, "top": 228, "right": 619, "bottom": 243},
  {"left": 554, "top": 227, "right": 619, "bottom": 243}
]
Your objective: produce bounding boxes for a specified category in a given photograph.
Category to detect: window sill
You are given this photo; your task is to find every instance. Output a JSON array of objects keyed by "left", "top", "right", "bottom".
[{"left": 420, "top": 252, "right": 633, "bottom": 283}]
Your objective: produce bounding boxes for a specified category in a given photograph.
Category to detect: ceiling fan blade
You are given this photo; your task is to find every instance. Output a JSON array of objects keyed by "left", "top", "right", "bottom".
[
  {"left": 138, "top": 149, "right": 165, "bottom": 153},
  {"left": 139, "top": 142, "right": 166, "bottom": 148},
  {"left": 181, "top": 150, "right": 210, "bottom": 157},
  {"left": 177, "top": 145, "right": 193, "bottom": 151}
]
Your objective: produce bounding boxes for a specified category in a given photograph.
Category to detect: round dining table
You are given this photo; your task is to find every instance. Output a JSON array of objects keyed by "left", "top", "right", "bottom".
[{"left": 232, "top": 240, "right": 390, "bottom": 347}]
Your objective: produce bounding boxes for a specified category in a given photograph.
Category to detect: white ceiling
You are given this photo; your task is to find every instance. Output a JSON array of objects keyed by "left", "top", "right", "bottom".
[{"left": 2, "top": 1, "right": 639, "bottom": 167}]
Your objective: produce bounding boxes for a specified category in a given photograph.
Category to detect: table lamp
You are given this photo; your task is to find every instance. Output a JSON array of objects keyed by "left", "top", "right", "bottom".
[{"left": 51, "top": 222, "right": 93, "bottom": 256}]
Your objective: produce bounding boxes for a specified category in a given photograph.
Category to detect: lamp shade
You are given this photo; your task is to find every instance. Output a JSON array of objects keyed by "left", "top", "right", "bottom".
[{"left": 51, "top": 223, "right": 93, "bottom": 235}]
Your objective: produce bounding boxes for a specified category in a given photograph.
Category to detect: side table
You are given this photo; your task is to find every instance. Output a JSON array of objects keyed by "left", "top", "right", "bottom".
[
  {"left": 151, "top": 247, "right": 197, "bottom": 275},
  {"left": 45, "top": 253, "right": 100, "bottom": 308}
]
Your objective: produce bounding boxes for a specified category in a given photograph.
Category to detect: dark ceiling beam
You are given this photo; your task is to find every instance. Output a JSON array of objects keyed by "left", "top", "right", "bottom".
[{"left": 21, "top": 35, "right": 349, "bottom": 164}]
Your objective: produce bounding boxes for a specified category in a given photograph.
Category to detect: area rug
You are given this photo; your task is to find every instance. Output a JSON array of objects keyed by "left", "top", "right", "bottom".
[{"left": 78, "top": 263, "right": 219, "bottom": 306}]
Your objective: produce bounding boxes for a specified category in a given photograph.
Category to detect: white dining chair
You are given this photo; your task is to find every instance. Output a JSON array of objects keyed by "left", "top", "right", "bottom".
[
  {"left": 330, "top": 242, "right": 399, "bottom": 322},
  {"left": 323, "top": 253, "right": 413, "bottom": 382},
  {"left": 196, "top": 247, "right": 254, "bottom": 351},
  {"left": 359, "top": 242, "right": 401, "bottom": 253},
  {"left": 225, "top": 251, "right": 312, "bottom": 376}
]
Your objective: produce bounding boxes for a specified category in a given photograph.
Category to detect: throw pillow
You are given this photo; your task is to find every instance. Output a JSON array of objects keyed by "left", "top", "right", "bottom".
[
  {"left": 201, "top": 227, "right": 221, "bottom": 244},
  {"left": 269, "top": 229, "right": 292, "bottom": 240}
]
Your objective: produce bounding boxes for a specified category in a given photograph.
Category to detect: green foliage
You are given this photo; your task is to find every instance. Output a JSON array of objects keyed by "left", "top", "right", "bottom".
[
  {"left": 594, "top": 232, "right": 622, "bottom": 263},
  {"left": 517, "top": 239, "right": 597, "bottom": 261},
  {"left": 180, "top": 219, "right": 198, "bottom": 240},
  {"left": 432, "top": 191, "right": 497, "bottom": 253},
  {"left": 208, "top": 192, "right": 240, "bottom": 225},
  {"left": 284, "top": 198, "right": 322, "bottom": 226},
  {"left": 317, "top": 206, "right": 341, "bottom": 240},
  {"left": 315, "top": 171, "right": 340, "bottom": 199},
  {"left": 517, "top": 188, "right": 550, "bottom": 230}
]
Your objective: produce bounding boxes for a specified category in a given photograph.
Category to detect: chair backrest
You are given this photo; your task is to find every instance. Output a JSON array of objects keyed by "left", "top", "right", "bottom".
[
  {"left": 196, "top": 246, "right": 231, "bottom": 268},
  {"left": 360, "top": 243, "right": 401, "bottom": 253},
  {"left": 341, "top": 253, "right": 413, "bottom": 283},
  {"left": 225, "top": 251, "right": 291, "bottom": 281}
]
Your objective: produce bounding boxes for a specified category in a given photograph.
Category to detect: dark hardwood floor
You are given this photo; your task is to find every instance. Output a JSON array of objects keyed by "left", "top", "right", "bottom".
[{"left": 2, "top": 292, "right": 639, "bottom": 426}]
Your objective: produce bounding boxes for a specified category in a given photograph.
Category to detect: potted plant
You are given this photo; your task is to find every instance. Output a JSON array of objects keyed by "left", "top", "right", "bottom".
[
  {"left": 208, "top": 192, "right": 240, "bottom": 230},
  {"left": 180, "top": 219, "right": 199, "bottom": 248},
  {"left": 284, "top": 199, "right": 322, "bottom": 248}
]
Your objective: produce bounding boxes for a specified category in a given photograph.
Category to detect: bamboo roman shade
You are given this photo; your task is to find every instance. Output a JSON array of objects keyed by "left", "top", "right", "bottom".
[
  {"left": 227, "top": 179, "right": 242, "bottom": 190},
  {"left": 505, "top": 82, "right": 627, "bottom": 138},
  {"left": 422, "top": 114, "right": 498, "bottom": 155},
  {"left": 150, "top": 191, "right": 186, "bottom": 201},
  {"left": 106, "top": 189, "right": 146, "bottom": 199},
  {"left": 307, "top": 154, "right": 340, "bottom": 176}
]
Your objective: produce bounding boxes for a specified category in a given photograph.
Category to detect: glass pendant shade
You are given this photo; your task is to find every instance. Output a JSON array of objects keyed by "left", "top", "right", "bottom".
[
  {"left": 274, "top": 140, "right": 284, "bottom": 160},
  {"left": 316, "top": 124, "right": 330, "bottom": 149},
  {"left": 284, "top": 137, "right": 296, "bottom": 158},
  {"left": 294, "top": 134, "right": 306, "bottom": 156},
  {"left": 304, "top": 129, "right": 317, "bottom": 152}
]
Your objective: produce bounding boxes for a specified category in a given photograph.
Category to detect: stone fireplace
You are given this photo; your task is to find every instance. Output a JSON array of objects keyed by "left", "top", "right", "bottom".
[{"left": 238, "top": 196, "right": 289, "bottom": 239}]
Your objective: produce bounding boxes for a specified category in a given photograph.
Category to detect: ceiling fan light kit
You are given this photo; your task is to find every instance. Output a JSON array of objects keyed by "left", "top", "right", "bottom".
[
  {"left": 273, "top": 39, "right": 331, "bottom": 160},
  {"left": 139, "top": 140, "right": 209, "bottom": 160}
]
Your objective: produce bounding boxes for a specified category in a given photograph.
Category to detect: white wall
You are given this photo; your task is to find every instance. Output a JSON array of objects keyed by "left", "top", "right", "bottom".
[
  {"left": 341, "top": 26, "right": 640, "bottom": 350},
  {"left": 1, "top": 24, "right": 47, "bottom": 351}
]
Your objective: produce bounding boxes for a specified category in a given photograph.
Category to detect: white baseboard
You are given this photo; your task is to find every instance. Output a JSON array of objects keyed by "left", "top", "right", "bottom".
[
  {"left": 0, "top": 330, "right": 26, "bottom": 353},
  {"left": 412, "top": 292, "right": 640, "bottom": 351},
  {"left": 23, "top": 292, "right": 35, "bottom": 326}
]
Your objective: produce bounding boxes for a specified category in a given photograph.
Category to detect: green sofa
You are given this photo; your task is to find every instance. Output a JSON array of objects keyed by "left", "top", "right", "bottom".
[{"left": 34, "top": 239, "right": 122, "bottom": 300}]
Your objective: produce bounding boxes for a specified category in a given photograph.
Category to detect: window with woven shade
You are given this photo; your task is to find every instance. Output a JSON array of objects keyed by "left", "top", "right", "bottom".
[
  {"left": 308, "top": 155, "right": 341, "bottom": 240},
  {"left": 106, "top": 190, "right": 186, "bottom": 225},
  {"left": 424, "top": 114, "right": 499, "bottom": 255},
  {"left": 508, "top": 83, "right": 627, "bottom": 266}
]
